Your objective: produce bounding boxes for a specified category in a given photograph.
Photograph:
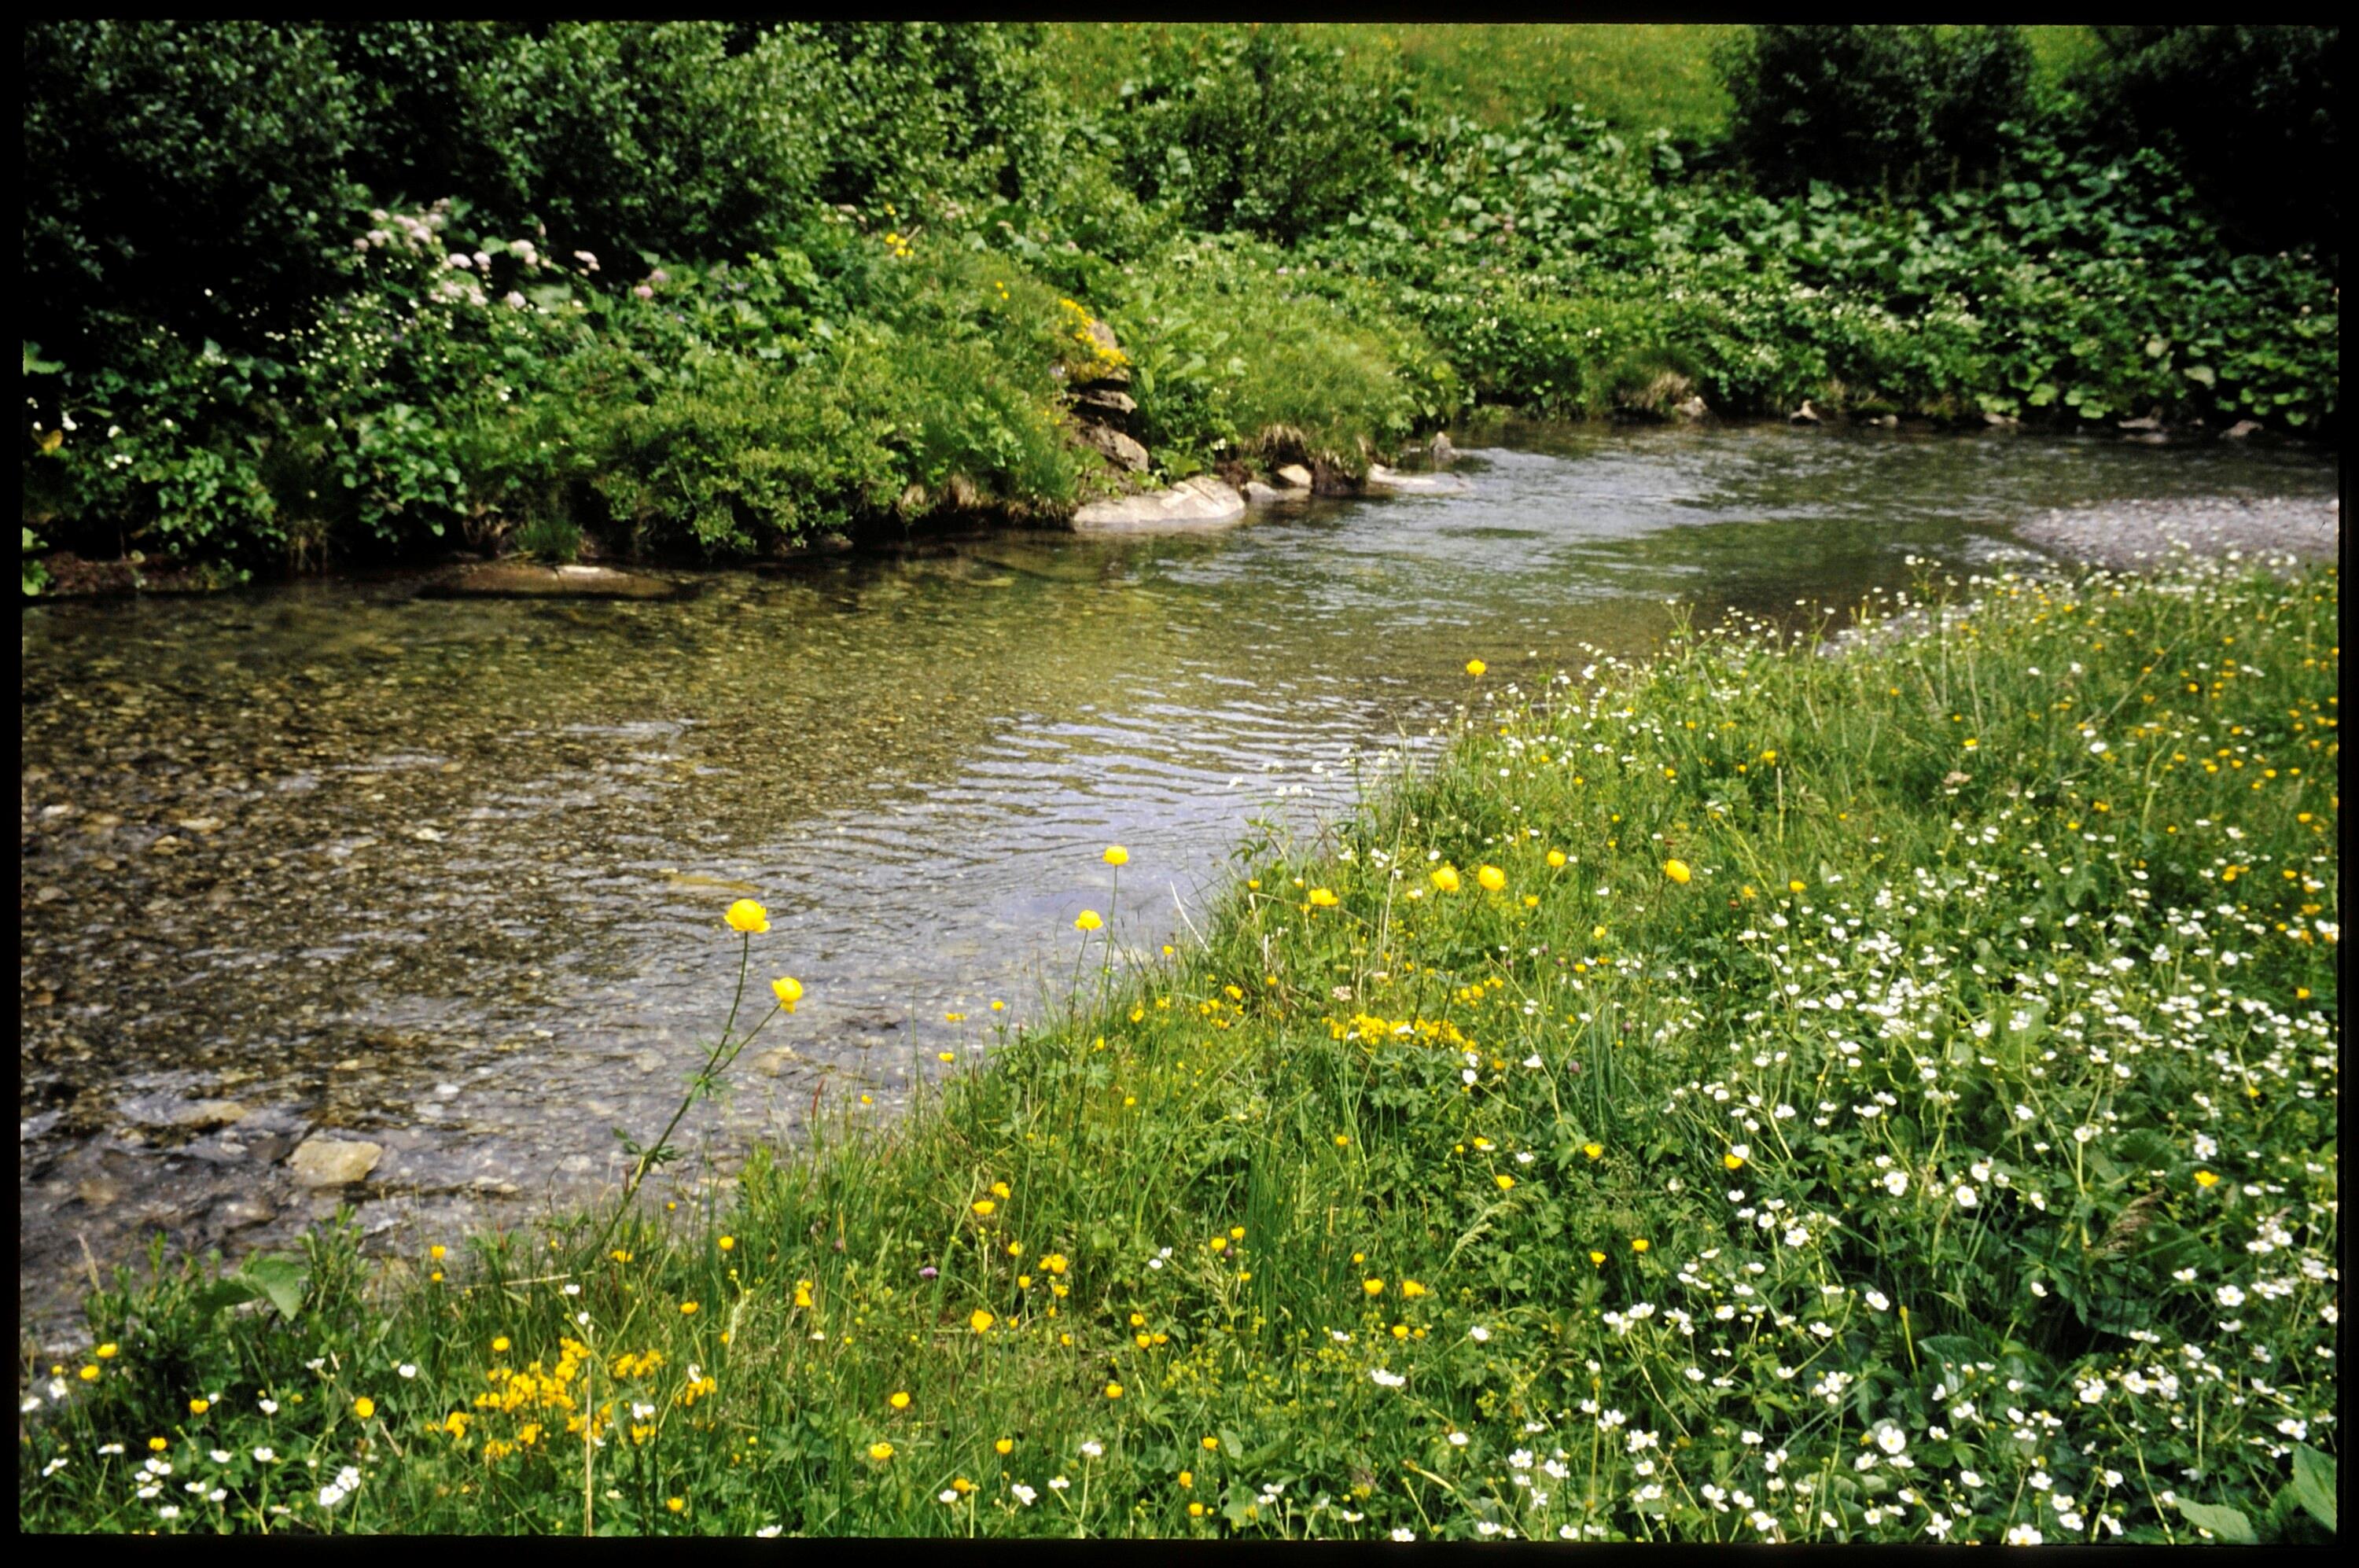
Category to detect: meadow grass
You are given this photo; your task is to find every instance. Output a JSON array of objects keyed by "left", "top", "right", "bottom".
[
  {"left": 1044, "top": 24, "right": 2099, "bottom": 139},
  {"left": 19, "top": 557, "right": 2338, "bottom": 1540}
]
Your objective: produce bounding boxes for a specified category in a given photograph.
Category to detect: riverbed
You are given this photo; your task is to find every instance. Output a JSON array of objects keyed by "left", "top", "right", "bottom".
[{"left": 17, "top": 421, "right": 2337, "bottom": 1337}]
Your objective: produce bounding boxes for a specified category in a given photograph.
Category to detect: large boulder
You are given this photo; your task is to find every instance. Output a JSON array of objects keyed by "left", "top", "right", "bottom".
[
  {"left": 1072, "top": 476, "right": 1247, "bottom": 535},
  {"left": 1076, "top": 422, "right": 1151, "bottom": 473},
  {"left": 421, "top": 561, "right": 683, "bottom": 601}
]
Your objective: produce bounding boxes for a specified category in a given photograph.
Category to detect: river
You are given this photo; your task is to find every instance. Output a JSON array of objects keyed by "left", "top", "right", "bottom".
[{"left": 17, "top": 421, "right": 2336, "bottom": 1338}]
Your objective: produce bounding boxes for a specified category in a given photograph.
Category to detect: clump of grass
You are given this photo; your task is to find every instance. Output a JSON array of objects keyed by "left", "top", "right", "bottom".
[{"left": 20, "top": 559, "right": 2338, "bottom": 1540}]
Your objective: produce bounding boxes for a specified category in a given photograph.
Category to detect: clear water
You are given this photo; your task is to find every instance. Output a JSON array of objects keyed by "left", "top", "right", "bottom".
[{"left": 17, "top": 422, "right": 2336, "bottom": 1334}]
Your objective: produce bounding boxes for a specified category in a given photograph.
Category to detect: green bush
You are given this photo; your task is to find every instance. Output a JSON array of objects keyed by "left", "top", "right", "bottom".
[
  {"left": 1107, "top": 24, "right": 1407, "bottom": 241},
  {"left": 1718, "top": 25, "right": 2033, "bottom": 194},
  {"left": 2072, "top": 26, "right": 2341, "bottom": 252}
]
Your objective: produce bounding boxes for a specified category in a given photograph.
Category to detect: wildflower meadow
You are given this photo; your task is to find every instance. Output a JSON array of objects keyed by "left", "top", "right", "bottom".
[{"left": 19, "top": 554, "right": 2339, "bottom": 1540}]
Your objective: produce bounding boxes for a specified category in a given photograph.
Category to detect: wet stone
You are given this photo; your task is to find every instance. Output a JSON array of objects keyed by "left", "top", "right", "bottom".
[{"left": 288, "top": 1137, "right": 385, "bottom": 1187}]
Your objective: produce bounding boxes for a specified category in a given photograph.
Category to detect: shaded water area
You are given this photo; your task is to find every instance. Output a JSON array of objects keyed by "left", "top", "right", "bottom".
[{"left": 18, "top": 422, "right": 2336, "bottom": 1338}]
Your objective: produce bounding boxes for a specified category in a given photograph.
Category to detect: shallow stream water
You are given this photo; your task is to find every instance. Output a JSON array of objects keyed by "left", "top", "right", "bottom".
[{"left": 17, "top": 422, "right": 2336, "bottom": 1337}]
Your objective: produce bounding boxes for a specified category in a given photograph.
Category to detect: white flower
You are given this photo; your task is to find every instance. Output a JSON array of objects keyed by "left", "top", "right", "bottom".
[
  {"left": 1391, "top": 1529, "right": 1417, "bottom": 1541},
  {"left": 1882, "top": 1170, "right": 1908, "bottom": 1196},
  {"left": 318, "top": 1484, "right": 348, "bottom": 1509},
  {"left": 756, "top": 1526, "right": 782, "bottom": 1537},
  {"left": 2216, "top": 1284, "right": 2246, "bottom": 1308},
  {"left": 1865, "top": 1290, "right": 1890, "bottom": 1312},
  {"left": 2005, "top": 1524, "right": 2044, "bottom": 1545},
  {"left": 938, "top": 1489, "right": 960, "bottom": 1504},
  {"left": 1011, "top": 1483, "right": 1037, "bottom": 1506},
  {"left": 1875, "top": 1423, "right": 1906, "bottom": 1454},
  {"left": 1468, "top": 1326, "right": 1491, "bottom": 1342},
  {"left": 157, "top": 1505, "right": 181, "bottom": 1521},
  {"left": 1371, "top": 1368, "right": 1406, "bottom": 1388},
  {"left": 397, "top": 1364, "right": 417, "bottom": 1380},
  {"left": 1080, "top": 1441, "right": 1104, "bottom": 1459},
  {"left": 1048, "top": 1477, "right": 1069, "bottom": 1492},
  {"left": 210, "top": 1448, "right": 233, "bottom": 1464},
  {"left": 252, "top": 1448, "right": 276, "bottom": 1463},
  {"left": 1954, "top": 1183, "right": 1979, "bottom": 1208},
  {"left": 1960, "top": 1470, "right": 1983, "bottom": 1487},
  {"left": 1447, "top": 1431, "right": 1469, "bottom": 1447}
]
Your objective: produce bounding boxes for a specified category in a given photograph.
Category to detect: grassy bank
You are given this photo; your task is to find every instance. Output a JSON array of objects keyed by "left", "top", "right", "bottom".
[{"left": 20, "top": 559, "right": 2339, "bottom": 1540}]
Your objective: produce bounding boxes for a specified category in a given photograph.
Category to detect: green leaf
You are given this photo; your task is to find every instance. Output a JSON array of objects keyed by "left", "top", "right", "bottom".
[
  {"left": 23, "top": 341, "right": 65, "bottom": 376},
  {"left": 2184, "top": 364, "right": 2216, "bottom": 388},
  {"left": 2291, "top": 1445, "right": 2337, "bottom": 1533},
  {"left": 2175, "top": 1499, "right": 2257, "bottom": 1544},
  {"left": 241, "top": 1254, "right": 310, "bottom": 1320}
]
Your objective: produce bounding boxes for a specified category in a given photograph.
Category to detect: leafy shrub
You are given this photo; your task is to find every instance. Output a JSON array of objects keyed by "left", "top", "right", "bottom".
[
  {"left": 1107, "top": 24, "right": 1407, "bottom": 241},
  {"left": 1718, "top": 25, "right": 2032, "bottom": 194},
  {"left": 2072, "top": 26, "right": 2341, "bottom": 252}
]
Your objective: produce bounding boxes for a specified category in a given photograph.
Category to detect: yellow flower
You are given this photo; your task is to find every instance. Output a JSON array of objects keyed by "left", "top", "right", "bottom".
[
  {"left": 1631, "top": 1238, "right": 1651, "bottom": 1253},
  {"left": 995, "top": 1437, "right": 1014, "bottom": 1456},
  {"left": 1465, "top": 658, "right": 1487, "bottom": 676},
  {"left": 719, "top": 1235, "right": 735, "bottom": 1252},
  {"left": 992, "top": 1181, "right": 1011, "bottom": 1198},
  {"left": 679, "top": 1301, "right": 698, "bottom": 1315},
  {"left": 492, "top": 1336, "right": 511, "bottom": 1353},
  {"left": 870, "top": 1441, "right": 896, "bottom": 1461},
  {"left": 771, "top": 976, "right": 803, "bottom": 1012},
  {"left": 78, "top": 1365, "right": 100, "bottom": 1382},
  {"left": 1664, "top": 859, "right": 1692, "bottom": 885},
  {"left": 1582, "top": 1143, "right": 1603, "bottom": 1160},
  {"left": 1589, "top": 1250, "right": 1606, "bottom": 1266},
  {"left": 1400, "top": 1280, "right": 1429, "bottom": 1299},
  {"left": 1546, "top": 850, "right": 1566, "bottom": 868},
  {"left": 95, "top": 1342, "right": 118, "bottom": 1360},
  {"left": 889, "top": 1390, "right": 911, "bottom": 1411},
  {"left": 1477, "top": 864, "right": 1507, "bottom": 892},
  {"left": 1363, "top": 1277, "right": 1385, "bottom": 1297},
  {"left": 1103, "top": 845, "right": 1129, "bottom": 866},
  {"left": 970, "top": 1309, "right": 995, "bottom": 1333},
  {"left": 189, "top": 1398, "right": 210, "bottom": 1415},
  {"left": 666, "top": 1497, "right": 685, "bottom": 1514},
  {"left": 1104, "top": 1381, "right": 1124, "bottom": 1400},
  {"left": 1202, "top": 1436, "right": 1221, "bottom": 1451},
  {"left": 972, "top": 1198, "right": 997, "bottom": 1216},
  {"left": 1075, "top": 910, "right": 1103, "bottom": 932},
  {"left": 1043, "top": 1253, "right": 1069, "bottom": 1275},
  {"left": 1495, "top": 1174, "right": 1516, "bottom": 1191},
  {"left": 1788, "top": 879, "right": 1807, "bottom": 893},
  {"left": 725, "top": 899, "right": 770, "bottom": 934},
  {"left": 2194, "top": 1170, "right": 2220, "bottom": 1188},
  {"left": 149, "top": 1437, "right": 169, "bottom": 1452},
  {"left": 1724, "top": 1151, "right": 1746, "bottom": 1170},
  {"left": 353, "top": 1397, "right": 375, "bottom": 1419},
  {"left": 429, "top": 1245, "right": 446, "bottom": 1261},
  {"left": 1430, "top": 866, "right": 1461, "bottom": 894},
  {"left": 1308, "top": 887, "right": 1339, "bottom": 907},
  {"left": 1190, "top": 1501, "right": 1206, "bottom": 1517},
  {"left": 1760, "top": 749, "right": 1777, "bottom": 762}
]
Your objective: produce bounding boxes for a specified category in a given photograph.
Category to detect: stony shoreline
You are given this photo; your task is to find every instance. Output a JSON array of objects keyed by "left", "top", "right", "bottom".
[{"left": 2017, "top": 494, "right": 2340, "bottom": 571}]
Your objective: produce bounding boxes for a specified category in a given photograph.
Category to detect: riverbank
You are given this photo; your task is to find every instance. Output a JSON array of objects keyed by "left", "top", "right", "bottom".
[
  {"left": 20, "top": 550, "right": 2338, "bottom": 1540},
  {"left": 24, "top": 24, "right": 2339, "bottom": 590}
]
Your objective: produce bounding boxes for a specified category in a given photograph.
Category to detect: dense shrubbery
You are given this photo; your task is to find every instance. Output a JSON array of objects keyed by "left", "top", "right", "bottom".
[
  {"left": 19, "top": 21, "right": 2342, "bottom": 583},
  {"left": 1718, "top": 25, "right": 2033, "bottom": 196}
]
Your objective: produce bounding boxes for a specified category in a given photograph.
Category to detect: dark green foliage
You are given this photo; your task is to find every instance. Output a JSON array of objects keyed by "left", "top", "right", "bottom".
[
  {"left": 2074, "top": 26, "right": 2341, "bottom": 251},
  {"left": 1106, "top": 24, "right": 1406, "bottom": 241},
  {"left": 1718, "top": 25, "right": 2032, "bottom": 194}
]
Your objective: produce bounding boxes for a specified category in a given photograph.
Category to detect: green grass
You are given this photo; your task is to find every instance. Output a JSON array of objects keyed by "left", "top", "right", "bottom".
[
  {"left": 1045, "top": 24, "right": 2100, "bottom": 140},
  {"left": 20, "top": 560, "right": 2339, "bottom": 1540}
]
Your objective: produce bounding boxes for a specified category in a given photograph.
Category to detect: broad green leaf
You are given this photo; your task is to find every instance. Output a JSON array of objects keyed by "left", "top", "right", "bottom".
[
  {"left": 241, "top": 1255, "right": 310, "bottom": 1320},
  {"left": 2290, "top": 1445, "right": 2336, "bottom": 1533},
  {"left": 2175, "top": 1498, "right": 2257, "bottom": 1544}
]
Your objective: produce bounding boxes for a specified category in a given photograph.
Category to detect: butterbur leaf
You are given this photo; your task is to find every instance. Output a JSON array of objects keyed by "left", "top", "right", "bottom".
[
  {"left": 2175, "top": 1498, "right": 2257, "bottom": 1544},
  {"left": 241, "top": 1255, "right": 309, "bottom": 1320},
  {"left": 2290, "top": 1445, "right": 2336, "bottom": 1533}
]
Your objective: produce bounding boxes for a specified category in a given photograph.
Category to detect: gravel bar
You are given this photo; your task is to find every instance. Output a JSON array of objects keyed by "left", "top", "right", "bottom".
[{"left": 2017, "top": 495, "right": 2340, "bottom": 572}]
